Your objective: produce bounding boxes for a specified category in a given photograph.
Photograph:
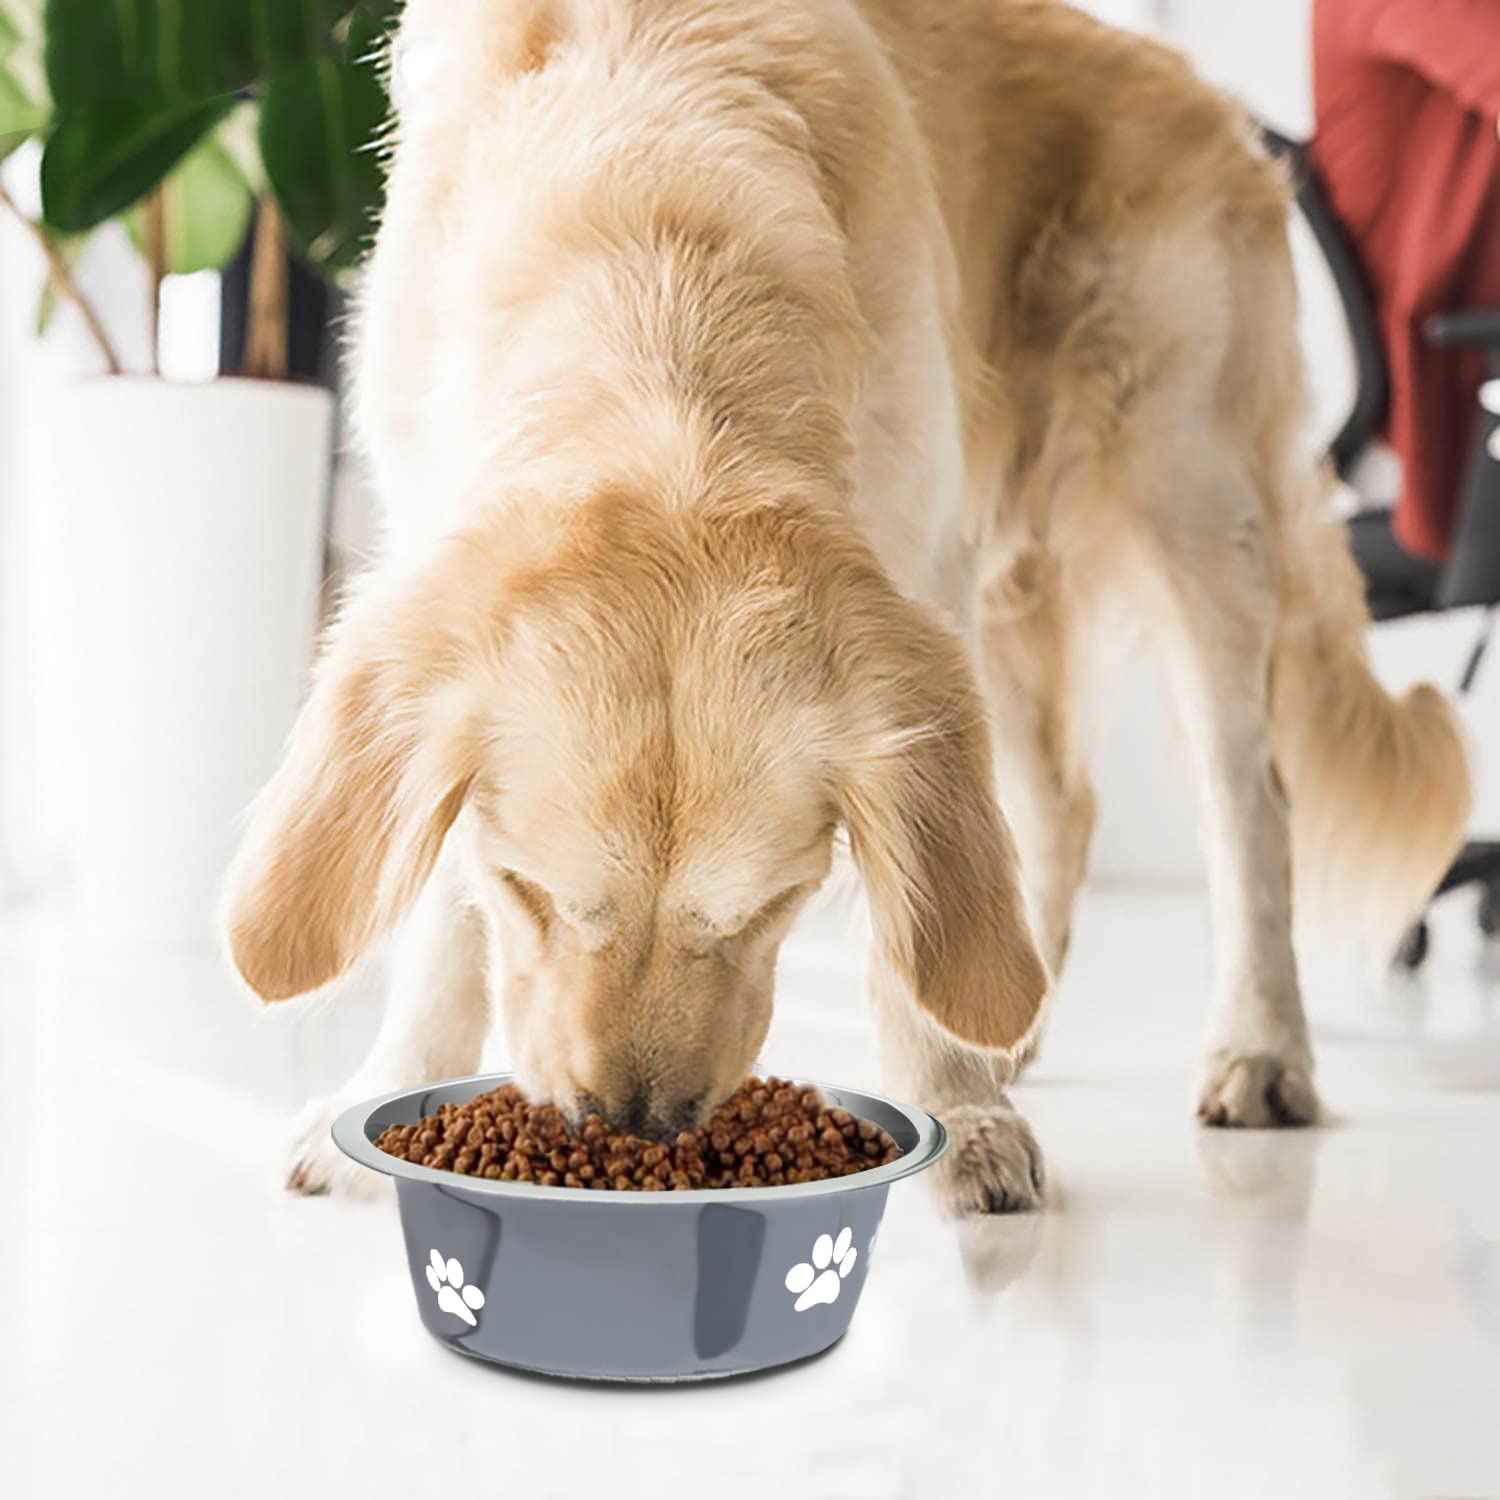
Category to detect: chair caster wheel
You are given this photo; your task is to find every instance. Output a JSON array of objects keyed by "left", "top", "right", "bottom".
[
  {"left": 1480, "top": 882, "right": 1500, "bottom": 939},
  {"left": 1394, "top": 920, "right": 1430, "bottom": 970}
]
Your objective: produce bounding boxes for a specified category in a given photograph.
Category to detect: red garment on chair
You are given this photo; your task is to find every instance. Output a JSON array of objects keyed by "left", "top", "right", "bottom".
[{"left": 1312, "top": 0, "right": 1500, "bottom": 562}]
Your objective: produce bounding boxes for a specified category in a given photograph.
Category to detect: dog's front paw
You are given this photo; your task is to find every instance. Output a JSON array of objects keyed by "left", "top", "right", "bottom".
[
  {"left": 1198, "top": 1049, "right": 1319, "bottom": 1129},
  {"left": 284, "top": 1094, "right": 391, "bottom": 1198},
  {"left": 930, "top": 1103, "right": 1045, "bottom": 1216}
]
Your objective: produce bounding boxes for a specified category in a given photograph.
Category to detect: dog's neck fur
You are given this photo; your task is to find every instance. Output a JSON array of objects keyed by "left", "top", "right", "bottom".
[
  {"left": 493, "top": 231, "right": 862, "bottom": 517},
  {"left": 391, "top": 8, "right": 875, "bottom": 529}
]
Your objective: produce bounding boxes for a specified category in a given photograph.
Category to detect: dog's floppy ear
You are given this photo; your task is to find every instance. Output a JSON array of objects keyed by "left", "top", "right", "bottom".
[
  {"left": 222, "top": 567, "right": 483, "bottom": 1002},
  {"left": 835, "top": 593, "right": 1048, "bottom": 1055}
]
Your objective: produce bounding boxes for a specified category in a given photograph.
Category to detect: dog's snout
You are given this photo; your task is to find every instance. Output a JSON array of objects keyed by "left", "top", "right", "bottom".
[
  {"left": 617, "top": 1088, "right": 652, "bottom": 1136},
  {"left": 620, "top": 1087, "right": 692, "bottom": 1141},
  {"left": 574, "top": 1082, "right": 709, "bottom": 1141},
  {"left": 575, "top": 1090, "right": 609, "bottom": 1124}
]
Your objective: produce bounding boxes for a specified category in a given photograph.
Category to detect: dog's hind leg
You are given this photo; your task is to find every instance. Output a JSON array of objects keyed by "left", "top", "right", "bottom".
[
  {"left": 1134, "top": 465, "right": 1319, "bottom": 1129},
  {"left": 284, "top": 837, "right": 490, "bottom": 1195},
  {"left": 974, "top": 544, "right": 1097, "bottom": 1064}
]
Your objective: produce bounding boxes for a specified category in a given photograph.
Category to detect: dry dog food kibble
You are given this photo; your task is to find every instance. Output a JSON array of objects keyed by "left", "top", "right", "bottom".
[{"left": 374, "top": 1077, "right": 903, "bottom": 1190}]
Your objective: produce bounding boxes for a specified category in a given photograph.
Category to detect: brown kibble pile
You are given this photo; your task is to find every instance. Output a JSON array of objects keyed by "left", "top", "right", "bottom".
[{"left": 374, "top": 1077, "right": 903, "bottom": 1190}]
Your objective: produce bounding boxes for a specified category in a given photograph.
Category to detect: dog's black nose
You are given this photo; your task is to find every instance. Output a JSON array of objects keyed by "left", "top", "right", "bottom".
[
  {"left": 573, "top": 1087, "right": 653, "bottom": 1135},
  {"left": 616, "top": 1092, "right": 651, "bottom": 1136},
  {"left": 575, "top": 1084, "right": 708, "bottom": 1141},
  {"left": 622, "top": 1088, "right": 709, "bottom": 1141}
]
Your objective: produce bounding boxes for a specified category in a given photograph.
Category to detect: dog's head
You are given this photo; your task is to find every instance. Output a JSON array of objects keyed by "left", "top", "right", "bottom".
[{"left": 223, "top": 494, "right": 1045, "bottom": 1135}]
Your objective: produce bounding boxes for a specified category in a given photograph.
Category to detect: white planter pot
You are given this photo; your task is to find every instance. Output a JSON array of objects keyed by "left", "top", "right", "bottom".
[{"left": 53, "top": 377, "right": 333, "bottom": 957}]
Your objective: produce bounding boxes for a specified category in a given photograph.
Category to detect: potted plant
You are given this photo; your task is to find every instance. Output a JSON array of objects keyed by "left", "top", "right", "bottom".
[{"left": 0, "top": 0, "right": 396, "bottom": 956}]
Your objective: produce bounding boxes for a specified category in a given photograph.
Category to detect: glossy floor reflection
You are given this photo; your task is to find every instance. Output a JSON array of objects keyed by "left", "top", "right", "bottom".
[{"left": 2, "top": 884, "right": 1496, "bottom": 1499}]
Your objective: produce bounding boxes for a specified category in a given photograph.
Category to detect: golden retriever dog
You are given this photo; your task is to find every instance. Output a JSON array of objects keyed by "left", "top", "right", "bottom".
[{"left": 223, "top": 0, "right": 1469, "bottom": 1211}]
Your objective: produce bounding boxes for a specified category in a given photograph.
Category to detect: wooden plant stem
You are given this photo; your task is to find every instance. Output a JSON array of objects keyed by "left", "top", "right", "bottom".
[
  {"left": 143, "top": 186, "right": 167, "bottom": 376},
  {"left": 242, "top": 196, "right": 290, "bottom": 380},
  {"left": 0, "top": 178, "right": 123, "bottom": 374}
]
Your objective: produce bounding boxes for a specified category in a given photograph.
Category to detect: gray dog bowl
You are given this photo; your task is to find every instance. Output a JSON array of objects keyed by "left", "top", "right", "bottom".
[{"left": 333, "top": 1073, "right": 947, "bottom": 1382}]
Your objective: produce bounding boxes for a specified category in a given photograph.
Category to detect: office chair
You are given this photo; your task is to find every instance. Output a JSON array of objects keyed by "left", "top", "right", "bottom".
[{"left": 1263, "top": 126, "right": 1500, "bottom": 967}]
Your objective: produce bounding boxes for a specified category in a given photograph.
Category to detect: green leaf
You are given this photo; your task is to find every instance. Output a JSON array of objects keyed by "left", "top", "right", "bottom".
[
  {"left": 258, "top": 50, "right": 388, "bottom": 275},
  {"left": 353, "top": 0, "right": 403, "bottom": 30},
  {"left": 35, "top": 274, "right": 57, "bottom": 333},
  {"left": 44, "top": 0, "right": 350, "bottom": 109},
  {"left": 344, "top": 7, "right": 388, "bottom": 69},
  {"left": 213, "top": 97, "right": 264, "bottom": 196},
  {"left": 122, "top": 132, "right": 252, "bottom": 273},
  {"left": 33, "top": 225, "right": 90, "bottom": 335},
  {"left": 0, "top": 0, "right": 44, "bottom": 63},
  {"left": 0, "top": 66, "right": 45, "bottom": 140},
  {"left": 0, "top": 0, "right": 47, "bottom": 142},
  {"left": 40, "top": 92, "right": 232, "bottom": 231},
  {"left": 346, "top": 0, "right": 403, "bottom": 59}
]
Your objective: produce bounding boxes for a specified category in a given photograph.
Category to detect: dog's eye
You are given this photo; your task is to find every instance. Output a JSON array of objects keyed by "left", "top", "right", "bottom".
[{"left": 499, "top": 870, "right": 557, "bottom": 934}]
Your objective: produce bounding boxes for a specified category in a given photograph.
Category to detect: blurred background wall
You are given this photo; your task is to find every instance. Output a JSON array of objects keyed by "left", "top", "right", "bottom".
[{"left": 2, "top": 0, "right": 1493, "bottom": 903}]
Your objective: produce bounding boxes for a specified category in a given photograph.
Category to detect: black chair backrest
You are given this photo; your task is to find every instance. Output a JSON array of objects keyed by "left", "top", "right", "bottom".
[
  {"left": 1262, "top": 127, "right": 1500, "bottom": 612},
  {"left": 1260, "top": 126, "right": 1390, "bottom": 480}
]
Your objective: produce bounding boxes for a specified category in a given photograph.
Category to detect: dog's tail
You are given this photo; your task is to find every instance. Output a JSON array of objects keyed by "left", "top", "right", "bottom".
[
  {"left": 1229, "top": 183, "right": 1472, "bottom": 956},
  {"left": 1268, "top": 498, "right": 1470, "bottom": 953}
]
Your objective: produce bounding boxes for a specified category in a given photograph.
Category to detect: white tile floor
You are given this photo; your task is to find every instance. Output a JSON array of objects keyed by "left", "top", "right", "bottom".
[{"left": 2, "top": 883, "right": 1497, "bottom": 1500}]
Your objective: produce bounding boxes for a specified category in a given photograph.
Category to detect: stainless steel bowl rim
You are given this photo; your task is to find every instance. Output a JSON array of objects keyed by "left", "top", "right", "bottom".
[{"left": 332, "top": 1071, "right": 948, "bottom": 1206}]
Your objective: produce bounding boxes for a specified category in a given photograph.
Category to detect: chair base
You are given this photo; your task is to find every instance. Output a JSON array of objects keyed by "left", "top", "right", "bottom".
[{"left": 1392, "top": 840, "right": 1500, "bottom": 970}]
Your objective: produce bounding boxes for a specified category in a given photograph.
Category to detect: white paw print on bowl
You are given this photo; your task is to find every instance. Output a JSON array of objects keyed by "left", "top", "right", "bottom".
[
  {"left": 425, "top": 1249, "right": 486, "bottom": 1327},
  {"left": 784, "top": 1228, "right": 858, "bottom": 1312}
]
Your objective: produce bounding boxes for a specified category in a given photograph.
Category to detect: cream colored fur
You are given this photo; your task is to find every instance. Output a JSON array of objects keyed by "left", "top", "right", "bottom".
[{"left": 224, "top": 0, "right": 1469, "bottom": 1208}]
